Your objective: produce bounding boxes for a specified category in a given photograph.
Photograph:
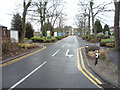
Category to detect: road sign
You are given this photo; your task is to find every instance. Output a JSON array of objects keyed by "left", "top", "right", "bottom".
[
  {"left": 58, "top": 32, "right": 62, "bottom": 36},
  {"left": 40, "top": 31, "right": 42, "bottom": 37},
  {"left": 54, "top": 32, "right": 57, "bottom": 37},
  {"left": 47, "top": 31, "right": 50, "bottom": 37}
]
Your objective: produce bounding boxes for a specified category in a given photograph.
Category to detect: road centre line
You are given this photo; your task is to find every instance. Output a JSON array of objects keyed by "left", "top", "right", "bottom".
[
  {"left": 52, "top": 49, "right": 60, "bottom": 56},
  {"left": 8, "top": 61, "right": 47, "bottom": 90},
  {"left": 77, "top": 48, "right": 103, "bottom": 89}
]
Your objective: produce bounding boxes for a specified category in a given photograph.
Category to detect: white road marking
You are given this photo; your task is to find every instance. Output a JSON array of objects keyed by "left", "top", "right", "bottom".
[
  {"left": 8, "top": 61, "right": 47, "bottom": 90},
  {"left": 65, "top": 49, "right": 73, "bottom": 58},
  {"left": 52, "top": 49, "right": 60, "bottom": 56},
  {"left": 75, "top": 37, "right": 79, "bottom": 43}
]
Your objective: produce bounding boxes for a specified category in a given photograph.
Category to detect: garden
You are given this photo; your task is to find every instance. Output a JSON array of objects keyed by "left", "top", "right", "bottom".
[
  {"left": 84, "top": 45, "right": 119, "bottom": 87},
  {"left": 79, "top": 33, "right": 115, "bottom": 48},
  {"left": 2, "top": 41, "right": 42, "bottom": 60},
  {"left": 31, "top": 35, "right": 68, "bottom": 43},
  {"left": 2, "top": 35, "right": 68, "bottom": 60}
]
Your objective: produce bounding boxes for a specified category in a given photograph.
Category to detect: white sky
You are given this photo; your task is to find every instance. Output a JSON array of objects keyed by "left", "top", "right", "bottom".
[{"left": 0, "top": 0, "right": 115, "bottom": 30}]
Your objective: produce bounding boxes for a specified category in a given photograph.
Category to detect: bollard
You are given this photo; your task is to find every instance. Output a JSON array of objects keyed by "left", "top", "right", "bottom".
[
  {"left": 86, "top": 44, "right": 89, "bottom": 48},
  {"left": 95, "top": 49, "right": 99, "bottom": 66}
]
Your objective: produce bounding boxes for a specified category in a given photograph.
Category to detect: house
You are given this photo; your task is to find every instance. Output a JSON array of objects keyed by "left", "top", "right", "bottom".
[
  {"left": 109, "top": 27, "right": 114, "bottom": 35},
  {"left": 0, "top": 25, "right": 19, "bottom": 43},
  {"left": 0, "top": 24, "right": 10, "bottom": 43}
]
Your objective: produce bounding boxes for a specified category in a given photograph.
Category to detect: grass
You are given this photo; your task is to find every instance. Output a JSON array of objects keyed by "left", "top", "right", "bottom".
[
  {"left": 101, "top": 37, "right": 115, "bottom": 42},
  {"left": 24, "top": 38, "right": 30, "bottom": 42}
]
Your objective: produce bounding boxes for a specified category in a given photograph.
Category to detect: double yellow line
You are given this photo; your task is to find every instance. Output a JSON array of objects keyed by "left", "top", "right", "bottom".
[
  {"left": 0, "top": 46, "right": 47, "bottom": 67},
  {"left": 77, "top": 47, "right": 103, "bottom": 89}
]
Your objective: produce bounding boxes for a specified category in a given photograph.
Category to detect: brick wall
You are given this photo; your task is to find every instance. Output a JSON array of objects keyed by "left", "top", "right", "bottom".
[{"left": 0, "top": 26, "right": 10, "bottom": 43}]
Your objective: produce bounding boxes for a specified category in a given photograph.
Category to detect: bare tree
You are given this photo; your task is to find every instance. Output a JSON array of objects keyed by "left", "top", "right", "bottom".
[
  {"left": 90, "top": 0, "right": 113, "bottom": 41},
  {"left": 28, "top": 0, "right": 65, "bottom": 36},
  {"left": 114, "top": 0, "right": 120, "bottom": 51},
  {"left": 20, "top": 0, "right": 32, "bottom": 42},
  {"left": 77, "top": 0, "right": 113, "bottom": 41}
]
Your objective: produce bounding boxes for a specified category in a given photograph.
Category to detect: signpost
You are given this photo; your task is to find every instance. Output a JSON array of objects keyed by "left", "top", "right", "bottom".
[
  {"left": 54, "top": 32, "right": 57, "bottom": 37},
  {"left": 58, "top": 32, "right": 62, "bottom": 36},
  {"left": 95, "top": 49, "right": 99, "bottom": 66},
  {"left": 47, "top": 31, "right": 50, "bottom": 39},
  {"left": 40, "top": 31, "right": 42, "bottom": 37},
  {"left": 10, "top": 30, "right": 19, "bottom": 42}
]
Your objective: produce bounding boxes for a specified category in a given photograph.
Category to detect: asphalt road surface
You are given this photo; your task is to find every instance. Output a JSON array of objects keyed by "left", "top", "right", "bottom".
[{"left": 2, "top": 36, "right": 102, "bottom": 89}]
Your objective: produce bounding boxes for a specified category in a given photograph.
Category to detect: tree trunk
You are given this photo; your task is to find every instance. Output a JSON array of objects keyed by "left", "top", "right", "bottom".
[
  {"left": 114, "top": 1, "right": 120, "bottom": 51},
  {"left": 88, "top": 10, "right": 91, "bottom": 38},
  {"left": 20, "top": 0, "right": 32, "bottom": 43}
]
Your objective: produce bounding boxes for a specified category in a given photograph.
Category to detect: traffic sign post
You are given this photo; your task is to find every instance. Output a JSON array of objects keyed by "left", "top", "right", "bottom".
[
  {"left": 58, "top": 32, "right": 63, "bottom": 36},
  {"left": 95, "top": 49, "right": 99, "bottom": 66},
  {"left": 47, "top": 31, "right": 51, "bottom": 39},
  {"left": 40, "top": 31, "right": 42, "bottom": 37}
]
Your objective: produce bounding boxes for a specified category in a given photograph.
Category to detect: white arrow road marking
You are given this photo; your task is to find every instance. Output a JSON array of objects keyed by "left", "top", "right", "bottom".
[
  {"left": 52, "top": 49, "right": 60, "bottom": 56},
  {"left": 65, "top": 49, "right": 73, "bottom": 58},
  {"left": 8, "top": 61, "right": 47, "bottom": 90}
]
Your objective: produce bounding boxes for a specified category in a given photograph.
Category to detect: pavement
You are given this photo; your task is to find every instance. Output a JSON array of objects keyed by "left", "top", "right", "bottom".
[
  {"left": 109, "top": 50, "right": 120, "bottom": 66},
  {"left": 2, "top": 36, "right": 106, "bottom": 89}
]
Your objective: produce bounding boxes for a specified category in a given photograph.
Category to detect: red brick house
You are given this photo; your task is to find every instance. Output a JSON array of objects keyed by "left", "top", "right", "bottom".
[{"left": 0, "top": 24, "right": 10, "bottom": 43}]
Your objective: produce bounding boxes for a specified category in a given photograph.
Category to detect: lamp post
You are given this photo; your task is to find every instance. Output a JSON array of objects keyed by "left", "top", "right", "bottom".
[{"left": 114, "top": 0, "right": 120, "bottom": 50}]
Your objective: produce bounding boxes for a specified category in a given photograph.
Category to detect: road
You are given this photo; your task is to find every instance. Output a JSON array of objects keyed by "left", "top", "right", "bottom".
[{"left": 2, "top": 36, "right": 102, "bottom": 89}]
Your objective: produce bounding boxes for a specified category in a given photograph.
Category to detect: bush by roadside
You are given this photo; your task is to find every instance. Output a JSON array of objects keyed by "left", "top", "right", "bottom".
[
  {"left": 2, "top": 42, "right": 41, "bottom": 60},
  {"left": 31, "top": 35, "right": 68, "bottom": 43},
  {"left": 79, "top": 34, "right": 111, "bottom": 43},
  {"left": 100, "top": 38, "right": 115, "bottom": 47},
  {"left": 84, "top": 46, "right": 119, "bottom": 88}
]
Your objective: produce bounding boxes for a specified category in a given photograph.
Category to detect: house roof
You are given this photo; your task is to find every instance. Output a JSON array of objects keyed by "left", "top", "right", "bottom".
[{"left": 0, "top": 24, "right": 7, "bottom": 28}]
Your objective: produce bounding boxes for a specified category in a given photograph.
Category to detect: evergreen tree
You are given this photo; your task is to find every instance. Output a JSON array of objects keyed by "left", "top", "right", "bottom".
[
  {"left": 103, "top": 24, "right": 110, "bottom": 35},
  {"left": 25, "top": 22, "right": 34, "bottom": 39},
  {"left": 95, "top": 19, "right": 103, "bottom": 33},
  {"left": 11, "top": 13, "right": 22, "bottom": 40}
]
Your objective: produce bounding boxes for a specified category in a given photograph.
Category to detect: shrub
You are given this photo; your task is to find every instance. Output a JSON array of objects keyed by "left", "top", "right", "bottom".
[
  {"left": 103, "top": 35, "right": 110, "bottom": 39},
  {"left": 18, "top": 43, "right": 36, "bottom": 49},
  {"left": 106, "top": 43, "right": 115, "bottom": 47},
  {"left": 100, "top": 38, "right": 115, "bottom": 47},
  {"left": 43, "top": 39, "right": 51, "bottom": 43},
  {"left": 51, "top": 38, "right": 56, "bottom": 42},
  {"left": 87, "top": 51, "right": 95, "bottom": 59},
  {"left": 31, "top": 37, "right": 44, "bottom": 42},
  {"left": 56, "top": 36, "right": 62, "bottom": 40},
  {"left": 86, "top": 46, "right": 100, "bottom": 52},
  {"left": 81, "top": 35, "right": 89, "bottom": 40},
  {"left": 100, "top": 42, "right": 106, "bottom": 46},
  {"left": 97, "top": 34, "right": 104, "bottom": 39}
]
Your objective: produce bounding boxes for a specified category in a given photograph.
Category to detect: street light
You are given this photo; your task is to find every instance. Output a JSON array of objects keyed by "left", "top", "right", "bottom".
[{"left": 113, "top": 0, "right": 120, "bottom": 49}]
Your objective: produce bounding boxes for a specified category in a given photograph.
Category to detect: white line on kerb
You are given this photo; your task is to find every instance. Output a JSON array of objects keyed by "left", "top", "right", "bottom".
[
  {"left": 52, "top": 49, "right": 60, "bottom": 56},
  {"left": 8, "top": 61, "right": 47, "bottom": 90}
]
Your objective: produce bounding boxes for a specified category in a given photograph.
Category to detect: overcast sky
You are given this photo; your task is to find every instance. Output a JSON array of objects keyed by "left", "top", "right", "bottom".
[{"left": 0, "top": 0, "right": 115, "bottom": 30}]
